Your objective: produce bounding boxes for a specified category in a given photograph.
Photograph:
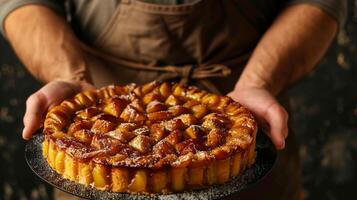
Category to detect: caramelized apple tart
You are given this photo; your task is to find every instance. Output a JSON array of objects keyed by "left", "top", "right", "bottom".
[{"left": 42, "top": 81, "right": 257, "bottom": 194}]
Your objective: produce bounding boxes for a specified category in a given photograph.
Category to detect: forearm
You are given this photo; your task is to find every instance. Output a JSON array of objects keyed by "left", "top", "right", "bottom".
[
  {"left": 4, "top": 5, "right": 91, "bottom": 83},
  {"left": 236, "top": 4, "right": 337, "bottom": 96}
]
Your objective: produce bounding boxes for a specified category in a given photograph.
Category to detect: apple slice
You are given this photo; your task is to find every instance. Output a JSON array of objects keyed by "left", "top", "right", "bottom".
[
  {"left": 206, "top": 162, "right": 217, "bottom": 185},
  {"left": 42, "top": 139, "right": 49, "bottom": 158},
  {"left": 54, "top": 150, "right": 65, "bottom": 174},
  {"left": 231, "top": 153, "right": 241, "bottom": 177},
  {"left": 151, "top": 171, "right": 168, "bottom": 193},
  {"left": 48, "top": 140, "right": 57, "bottom": 168},
  {"left": 216, "top": 158, "right": 230, "bottom": 184},
  {"left": 171, "top": 167, "right": 187, "bottom": 192},
  {"left": 92, "top": 163, "right": 110, "bottom": 190},
  {"left": 112, "top": 167, "right": 129, "bottom": 192},
  {"left": 78, "top": 161, "right": 93, "bottom": 186},
  {"left": 64, "top": 154, "right": 78, "bottom": 181},
  {"left": 128, "top": 170, "right": 147, "bottom": 193},
  {"left": 188, "top": 166, "right": 204, "bottom": 186}
]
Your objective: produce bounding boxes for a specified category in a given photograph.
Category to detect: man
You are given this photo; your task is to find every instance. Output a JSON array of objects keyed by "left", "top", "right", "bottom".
[{"left": 0, "top": 0, "right": 346, "bottom": 199}]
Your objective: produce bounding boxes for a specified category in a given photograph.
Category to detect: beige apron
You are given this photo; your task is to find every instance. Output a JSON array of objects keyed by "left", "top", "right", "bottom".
[
  {"left": 85, "top": 0, "right": 261, "bottom": 94},
  {"left": 56, "top": 0, "right": 302, "bottom": 199}
]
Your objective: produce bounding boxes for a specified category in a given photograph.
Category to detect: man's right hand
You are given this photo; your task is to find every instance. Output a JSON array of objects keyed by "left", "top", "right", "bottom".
[
  {"left": 4, "top": 5, "right": 96, "bottom": 140},
  {"left": 22, "top": 80, "right": 95, "bottom": 140}
]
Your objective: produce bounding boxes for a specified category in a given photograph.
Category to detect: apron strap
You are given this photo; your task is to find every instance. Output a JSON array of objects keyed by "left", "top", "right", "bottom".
[{"left": 80, "top": 43, "right": 232, "bottom": 95}]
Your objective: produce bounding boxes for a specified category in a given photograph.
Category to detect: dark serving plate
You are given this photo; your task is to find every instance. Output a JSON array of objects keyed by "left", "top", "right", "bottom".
[{"left": 25, "top": 130, "right": 276, "bottom": 200}]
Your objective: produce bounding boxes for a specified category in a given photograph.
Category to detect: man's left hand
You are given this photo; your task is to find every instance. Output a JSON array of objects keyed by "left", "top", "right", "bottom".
[{"left": 228, "top": 86, "right": 288, "bottom": 150}]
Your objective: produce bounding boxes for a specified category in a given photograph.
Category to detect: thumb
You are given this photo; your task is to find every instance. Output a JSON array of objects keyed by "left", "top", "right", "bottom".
[
  {"left": 23, "top": 91, "right": 48, "bottom": 140},
  {"left": 263, "top": 102, "right": 289, "bottom": 149},
  {"left": 22, "top": 80, "right": 94, "bottom": 140}
]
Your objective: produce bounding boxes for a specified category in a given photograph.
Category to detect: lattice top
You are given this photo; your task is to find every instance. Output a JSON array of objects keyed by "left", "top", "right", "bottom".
[{"left": 44, "top": 81, "right": 257, "bottom": 169}]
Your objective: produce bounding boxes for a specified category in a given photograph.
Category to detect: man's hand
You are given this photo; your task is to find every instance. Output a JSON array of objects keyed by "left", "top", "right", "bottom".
[
  {"left": 228, "top": 86, "right": 288, "bottom": 150},
  {"left": 3, "top": 5, "right": 95, "bottom": 140},
  {"left": 229, "top": 4, "right": 337, "bottom": 149},
  {"left": 22, "top": 80, "right": 95, "bottom": 140}
]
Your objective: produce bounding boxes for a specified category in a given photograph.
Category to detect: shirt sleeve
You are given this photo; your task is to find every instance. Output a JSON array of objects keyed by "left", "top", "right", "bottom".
[
  {"left": 0, "top": 0, "right": 65, "bottom": 38},
  {"left": 287, "top": 0, "right": 347, "bottom": 28}
]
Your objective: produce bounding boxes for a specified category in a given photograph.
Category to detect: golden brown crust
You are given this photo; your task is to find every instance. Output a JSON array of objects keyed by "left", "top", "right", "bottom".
[{"left": 43, "top": 81, "right": 257, "bottom": 194}]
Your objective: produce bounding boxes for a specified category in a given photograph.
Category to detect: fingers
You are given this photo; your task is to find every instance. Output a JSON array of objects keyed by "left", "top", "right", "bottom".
[
  {"left": 40, "top": 81, "right": 80, "bottom": 108},
  {"left": 79, "top": 81, "right": 96, "bottom": 91},
  {"left": 23, "top": 91, "right": 47, "bottom": 140},
  {"left": 22, "top": 80, "right": 95, "bottom": 140},
  {"left": 227, "top": 88, "right": 289, "bottom": 150},
  {"left": 264, "top": 102, "right": 289, "bottom": 149}
]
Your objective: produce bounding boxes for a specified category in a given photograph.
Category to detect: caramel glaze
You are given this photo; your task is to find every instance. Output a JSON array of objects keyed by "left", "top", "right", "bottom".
[{"left": 44, "top": 81, "right": 256, "bottom": 170}]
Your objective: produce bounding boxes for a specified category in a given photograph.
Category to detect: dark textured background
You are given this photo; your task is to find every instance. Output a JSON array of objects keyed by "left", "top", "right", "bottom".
[{"left": 0, "top": 2, "right": 356, "bottom": 200}]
